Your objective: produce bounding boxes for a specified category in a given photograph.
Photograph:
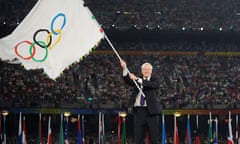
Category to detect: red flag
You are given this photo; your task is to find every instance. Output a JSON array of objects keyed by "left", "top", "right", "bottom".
[
  {"left": 173, "top": 115, "right": 179, "bottom": 144},
  {"left": 195, "top": 115, "right": 200, "bottom": 144},
  {"left": 47, "top": 116, "right": 52, "bottom": 144},
  {"left": 236, "top": 115, "right": 240, "bottom": 144},
  {"left": 228, "top": 111, "right": 234, "bottom": 144},
  {"left": 22, "top": 116, "right": 27, "bottom": 144},
  {"left": 146, "top": 131, "right": 150, "bottom": 144}
]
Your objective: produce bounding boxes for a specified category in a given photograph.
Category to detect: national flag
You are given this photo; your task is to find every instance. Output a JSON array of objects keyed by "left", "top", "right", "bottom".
[
  {"left": 2, "top": 115, "right": 6, "bottom": 144},
  {"left": 118, "top": 116, "right": 121, "bottom": 144},
  {"left": 121, "top": 117, "right": 126, "bottom": 144},
  {"left": 228, "top": 111, "right": 234, "bottom": 144},
  {"left": 22, "top": 116, "right": 27, "bottom": 144},
  {"left": 145, "top": 131, "right": 149, "bottom": 144},
  {"left": 0, "top": 115, "right": 2, "bottom": 144},
  {"left": 98, "top": 112, "right": 106, "bottom": 144},
  {"left": 64, "top": 116, "right": 69, "bottom": 144},
  {"left": 37, "top": 113, "right": 42, "bottom": 144},
  {"left": 162, "top": 114, "right": 167, "bottom": 144},
  {"left": 212, "top": 117, "right": 218, "bottom": 144},
  {"left": 173, "top": 115, "right": 179, "bottom": 144},
  {"left": 81, "top": 115, "right": 85, "bottom": 144},
  {"left": 195, "top": 115, "right": 201, "bottom": 144},
  {"left": 47, "top": 116, "right": 52, "bottom": 144},
  {"left": 99, "top": 112, "right": 102, "bottom": 144},
  {"left": 0, "top": 0, "right": 104, "bottom": 79},
  {"left": 236, "top": 115, "right": 240, "bottom": 144},
  {"left": 18, "top": 112, "right": 22, "bottom": 144},
  {"left": 77, "top": 115, "right": 82, "bottom": 144},
  {"left": 185, "top": 114, "right": 192, "bottom": 144},
  {"left": 102, "top": 114, "right": 106, "bottom": 144},
  {"left": 59, "top": 114, "right": 64, "bottom": 144},
  {"left": 208, "top": 112, "right": 213, "bottom": 144}
]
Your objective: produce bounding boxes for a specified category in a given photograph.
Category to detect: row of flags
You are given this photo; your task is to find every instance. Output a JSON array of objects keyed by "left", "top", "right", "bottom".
[
  {"left": 162, "top": 112, "right": 240, "bottom": 144},
  {"left": 4, "top": 113, "right": 86, "bottom": 144},
  {"left": 1, "top": 112, "right": 240, "bottom": 143}
]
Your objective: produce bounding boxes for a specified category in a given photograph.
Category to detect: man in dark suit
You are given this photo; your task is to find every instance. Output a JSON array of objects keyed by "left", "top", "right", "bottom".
[{"left": 120, "top": 60, "right": 161, "bottom": 144}]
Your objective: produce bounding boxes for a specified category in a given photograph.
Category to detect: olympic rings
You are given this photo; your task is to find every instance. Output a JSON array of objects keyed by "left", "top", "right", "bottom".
[
  {"left": 14, "top": 13, "right": 66, "bottom": 62},
  {"left": 15, "top": 40, "right": 36, "bottom": 60},
  {"left": 29, "top": 41, "right": 48, "bottom": 62},
  {"left": 33, "top": 29, "right": 52, "bottom": 48},
  {"left": 50, "top": 13, "right": 66, "bottom": 35}
]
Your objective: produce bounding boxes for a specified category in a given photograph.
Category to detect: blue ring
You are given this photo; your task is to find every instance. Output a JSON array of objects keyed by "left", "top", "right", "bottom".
[{"left": 50, "top": 13, "right": 66, "bottom": 35}]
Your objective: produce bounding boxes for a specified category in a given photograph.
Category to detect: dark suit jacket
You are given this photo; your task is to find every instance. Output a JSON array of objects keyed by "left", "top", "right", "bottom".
[{"left": 123, "top": 74, "right": 161, "bottom": 115}]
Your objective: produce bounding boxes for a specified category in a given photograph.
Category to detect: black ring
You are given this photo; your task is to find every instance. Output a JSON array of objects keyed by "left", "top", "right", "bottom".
[{"left": 33, "top": 29, "right": 52, "bottom": 48}]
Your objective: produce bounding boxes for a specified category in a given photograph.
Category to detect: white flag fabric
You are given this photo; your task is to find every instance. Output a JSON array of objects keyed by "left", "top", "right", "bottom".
[{"left": 0, "top": 0, "right": 104, "bottom": 79}]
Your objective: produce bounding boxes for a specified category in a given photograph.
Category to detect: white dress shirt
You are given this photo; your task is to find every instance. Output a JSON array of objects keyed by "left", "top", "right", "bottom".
[{"left": 123, "top": 69, "right": 147, "bottom": 107}]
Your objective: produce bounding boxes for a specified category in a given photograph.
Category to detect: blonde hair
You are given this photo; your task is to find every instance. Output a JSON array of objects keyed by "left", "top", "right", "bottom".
[{"left": 141, "top": 62, "right": 153, "bottom": 70}]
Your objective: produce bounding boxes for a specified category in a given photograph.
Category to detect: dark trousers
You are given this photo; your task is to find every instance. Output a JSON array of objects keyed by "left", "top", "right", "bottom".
[{"left": 134, "top": 107, "right": 160, "bottom": 144}]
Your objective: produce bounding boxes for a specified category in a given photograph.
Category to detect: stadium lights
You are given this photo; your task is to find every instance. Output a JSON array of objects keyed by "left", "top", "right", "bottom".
[
  {"left": 174, "top": 112, "right": 181, "bottom": 117},
  {"left": 116, "top": 10, "right": 121, "bottom": 15},
  {"left": 2, "top": 110, "right": 9, "bottom": 116},
  {"left": 64, "top": 112, "right": 71, "bottom": 117},
  {"left": 119, "top": 111, "right": 127, "bottom": 118},
  {"left": 133, "top": 24, "right": 138, "bottom": 28}
]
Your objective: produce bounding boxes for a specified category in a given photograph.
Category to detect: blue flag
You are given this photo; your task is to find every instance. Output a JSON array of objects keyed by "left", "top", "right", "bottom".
[
  {"left": 162, "top": 114, "right": 167, "bottom": 144},
  {"left": 77, "top": 114, "right": 82, "bottom": 144},
  {"left": 185, "top": 114, "right": 192, "bottom": 144},
  {"left": 82, "top": 115, "right": 85, "bottom": 144},
  {"left": 212, "top": 117, "right": 218, "bottom": 144},
  {"left": 64, "top": 116, "right": 69, "bottom": 144}
]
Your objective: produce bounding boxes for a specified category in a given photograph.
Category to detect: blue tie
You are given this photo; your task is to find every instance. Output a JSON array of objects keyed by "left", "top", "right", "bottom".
[
  {"left": 140, "top": 93, "right": 145, "bottom": 106},
  {"left": 140, "top": 77, "right": 148, "bottom": 106}
]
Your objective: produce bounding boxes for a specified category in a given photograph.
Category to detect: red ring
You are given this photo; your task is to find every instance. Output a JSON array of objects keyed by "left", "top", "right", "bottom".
[{"left": 14, "top": 40, "right": 36, "bottom": 60}]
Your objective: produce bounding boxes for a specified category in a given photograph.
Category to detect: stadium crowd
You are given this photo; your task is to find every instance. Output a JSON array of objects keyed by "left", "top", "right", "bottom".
[
  {"left": 1, "top": 41, "right": 240, "bottom": 109},
  {"left": 1, "top": 0, "right": 240, "bottom": 32},
  {"left": 87, "top": 0, "right": 240, "bottom": 31},
  {"left": 1, "top": 0, "right": 240, "bottom": 143}
]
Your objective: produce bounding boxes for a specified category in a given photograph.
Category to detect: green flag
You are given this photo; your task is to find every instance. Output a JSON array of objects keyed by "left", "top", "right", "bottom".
[
  {"left": 121, "top": 118, "right": 127, "bottom": 144},
  {"left": 208, "top": 112, "right": 213, "bottom": 144}
]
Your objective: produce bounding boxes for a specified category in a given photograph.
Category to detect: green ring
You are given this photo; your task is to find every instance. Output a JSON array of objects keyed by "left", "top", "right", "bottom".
[{"left": 29, "top": 41, "right": 48, "bottom": 62}]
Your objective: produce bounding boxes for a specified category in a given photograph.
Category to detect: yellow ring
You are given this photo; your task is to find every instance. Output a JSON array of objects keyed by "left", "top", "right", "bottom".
[{"left": 46, "top": 29, "right": 62, "bottom": 50}]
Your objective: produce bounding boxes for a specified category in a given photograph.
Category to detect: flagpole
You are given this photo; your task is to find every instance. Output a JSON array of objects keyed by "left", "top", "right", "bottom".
[{"left": 104, "top": 34, "right": 146, "bottom": 97}]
